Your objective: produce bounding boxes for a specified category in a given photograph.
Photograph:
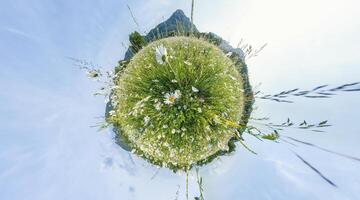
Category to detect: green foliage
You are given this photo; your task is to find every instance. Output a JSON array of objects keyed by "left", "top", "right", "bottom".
[
  {"left": 195, "top": 168, "right": 205, "bottom": 200},
  {"left": 262, "top": 118, "right": 332, "bottom": 132},
  {"left": 115, "top": 60, "right": 129, "bottom": 74},
  {"left": 87, "top": 70, "right": 99, "bottom": 78},
  {"left": 108, "top": 37, "right": 247, "bottom": 170},
  {"left": 195, "top": 32, "right": 222, "bottom": 46},
  {"left": 257, "top": 82, "right": 360, "bottom": 103},
  {"left": 129, "top": 31, "right": 147, "bottom": 54},
  {"left": 261, "top": 130, "right": 280, "bottom": 141}
]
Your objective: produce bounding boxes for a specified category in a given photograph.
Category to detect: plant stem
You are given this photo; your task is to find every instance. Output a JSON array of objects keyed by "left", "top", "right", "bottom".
[
  {"left": 190, "top": 0, "right": 195, "bottom": 34},
  {"left": 196, "top": 168, "right": 205, "bottom": 200},
  {"left": 186, "top": 170, "right": 189, "bottom": 200}
]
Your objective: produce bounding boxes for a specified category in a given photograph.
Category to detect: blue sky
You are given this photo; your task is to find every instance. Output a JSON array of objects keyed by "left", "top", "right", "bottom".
[{"left": 1, "top": 0, "right": 360, "bottom": 199}]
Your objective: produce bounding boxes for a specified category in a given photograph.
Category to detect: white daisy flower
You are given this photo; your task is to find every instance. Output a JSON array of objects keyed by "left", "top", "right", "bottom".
[
  {"left": 171, "top": 129, "right": 176, "bottom": 134},
  {"left": 155, "top": 44, "right": 168, "bottom": 64},
  {"left": 164, "top": 90, "right": 181, "bottom": 105},
  {"left": 191, "top": 86, "right": 199, "bottom": 93},
  {"left": 171, "top": 79, "right": 178, "bottom": 83}
]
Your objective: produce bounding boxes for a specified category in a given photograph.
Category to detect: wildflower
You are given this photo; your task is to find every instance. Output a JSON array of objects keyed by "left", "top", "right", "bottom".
[
  {"left": 217, "top": 142, "right": 229, "bottom": 151},
  {"left": 174, "top": 90, "right": 181, "bottom": 97},
  {"left": 184, "top": 61, "right": 191, "bottom": 66},
  {"left": 164, "top": 90, "right": 181, "bottom": 105},
  {"left": 226, "top": 52, "right": 233, "bottom": 57},
  {"left": 171, "top": 79, "right": 178, "bottom": 83},
  {"left": 111, "top": 100, "right": 118, "bottom": 107},
  {"left": 229, "top": 75, "right": 236, "bottom": 80},
  {"left": 87, "top": 70, "right": 99, "bottom": 78},
  {"left": 170, "top": 150, "right": 175, "bottom": 158},
  {"left": 205, "top": 126, "right": 211, "bottom": 132},
  {"left": 162, "top": 162, "right": 167, "bottom": 168},
  {"left": 109, "top": 110, "right": 116, "bottom": 116},
  {"left": 144, "top": 116, "right": 150, "bottom": 126},
  {"left": 191, "top": 86, "right": 199, "bottom": 93},
  {"left": 155, "top": 44, "right": 168, "bottom": 64},
  {"left": 163, "top": 125, "right": 168, "bottom": 129},
  {"left": 154, "top": 102, "right": 162, "bottom": 111},
  {"left": 171, "top": 129, "right": 176, "bottom": 134},
  {"left": 213, "top": 115, "right": 221, "bottom": 124}
]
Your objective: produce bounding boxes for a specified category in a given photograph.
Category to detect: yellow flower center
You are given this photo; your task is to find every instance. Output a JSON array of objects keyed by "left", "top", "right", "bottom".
[{"left": 168, "top": 96, "right": 176, "bottom": 103}]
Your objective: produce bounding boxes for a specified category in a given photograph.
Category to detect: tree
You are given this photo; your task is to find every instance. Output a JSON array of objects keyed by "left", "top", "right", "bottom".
[{"left": 129, "top": 31, "right": 147, "bottom": 54}]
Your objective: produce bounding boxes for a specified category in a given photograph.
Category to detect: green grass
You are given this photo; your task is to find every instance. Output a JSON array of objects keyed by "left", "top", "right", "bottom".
[{"left": 108, "top": 36, "right": 247, "bottom": 171}]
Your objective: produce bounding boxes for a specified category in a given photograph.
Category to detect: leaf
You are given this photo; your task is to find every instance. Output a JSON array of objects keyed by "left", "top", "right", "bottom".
[
  {"left": 304, "top": 95, "right": 330, "bottom": 98},
  {"left": 318, "top": 120, "right": 328, "bottom": 126},
  {"left": 343, "top": 88, "right": 360, "bottom": 92},
  {"left": 293, "top": 152, "right": 337, "bottom": 187},
  {"left": 302, "top": 125, "right": 315, "bottom": 129},
  {"left": 316, "top": 92, "right": 335, "bottom": 96},
  {"left": 285, "top": 136, "right": 360, "bottom": 162},
  {"left": 311, "top": 130, "right": 325, "bottom": 133},
  {"left": 312, "top": 85, "right": 328, "bottom": 91},
  {"left": 299, "top": 120, "right": 307, "bottom": 126},
  {"left": 239, "top": 140, "right": 257, "bottom": 154},
  {"left": 88, "top": 70, "right": 99, "bottom": 78},
  {"left": 257, "top": 82, "right": 360, "bottom": 103},
  {"left": 261, "top": 130, "right": 279, "bottom": 141}
]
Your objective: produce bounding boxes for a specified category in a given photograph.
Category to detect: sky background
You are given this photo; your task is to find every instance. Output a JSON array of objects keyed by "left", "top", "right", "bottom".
[{"left": 1, "top": 0, "right": 360, "bottom": 199}]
